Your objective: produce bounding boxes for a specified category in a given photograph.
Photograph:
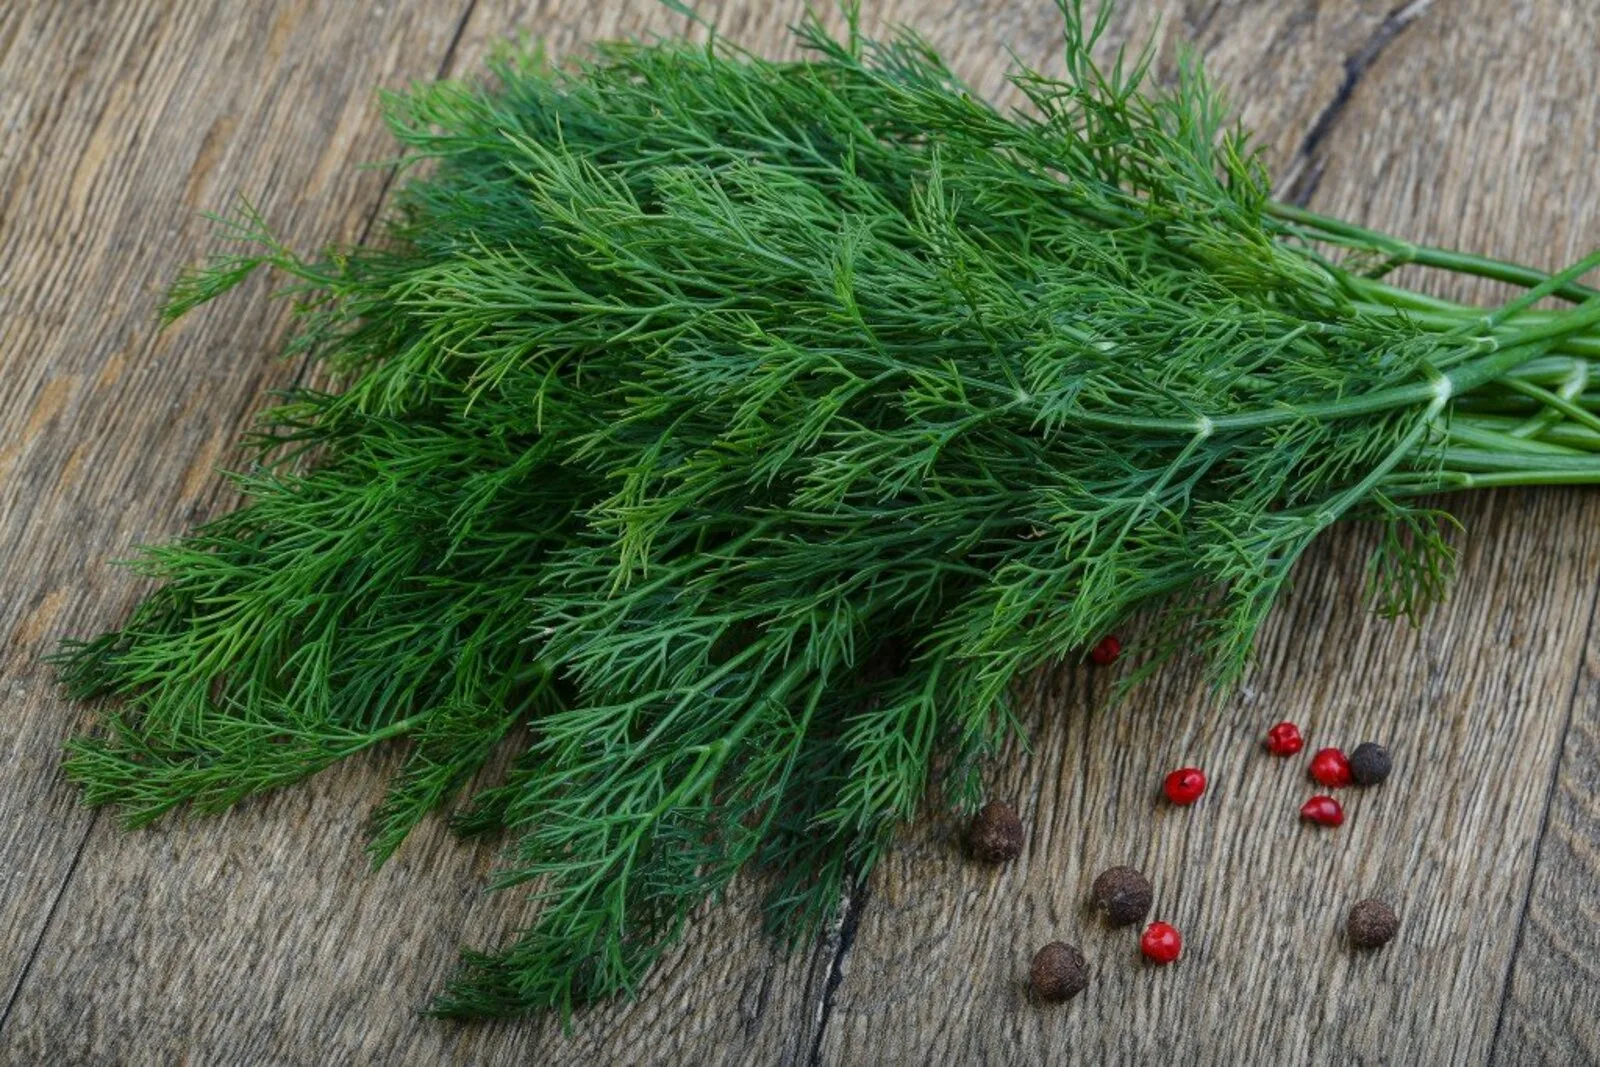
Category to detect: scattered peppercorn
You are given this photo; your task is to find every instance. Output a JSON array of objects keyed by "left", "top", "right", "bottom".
[
  {"left": 1089, "top": 635, "right": 1121, "bottom": 666},
  {"left": 1347, "top": 899, "right": 1399, "bottom": 949},
  {"left": 1308, "top": 747, "right": 1353, "bottom": 788},
  {"left": 1300, "top": 794, "right": 1344, "bottom": 827},
  {"left": 967, "top": 800, "right": 1024, "bottom": 862},
  {"left": 1264, "top": 721, "right": 1304, "bottom": 756},
  {"left": 1163, "top": 766, "right": 1206, "bottom": 805},
  {"left": 1030, "top": 941, "right": 1089, "bottom": 1002},
  {"left": 1091, "top": 866, "right": 1153, "bottom": 926},
  {"left": 1348, "top": 742, "right": 1392, "bottom": 786},
  {"left": 1140, "top": 921, "right": 1182, "bottom": 964}
]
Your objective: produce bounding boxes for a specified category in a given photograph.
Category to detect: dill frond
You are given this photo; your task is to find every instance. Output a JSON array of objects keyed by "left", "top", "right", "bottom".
[{"left": 57, "top": 1, "right": 1600, "bottom": 1018}]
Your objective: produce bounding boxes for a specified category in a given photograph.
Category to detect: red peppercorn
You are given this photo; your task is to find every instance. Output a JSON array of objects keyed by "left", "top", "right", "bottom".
[
  {"left": 1140, "top": 921, "right": 1182, "bottom": 964},
  {"left": 1264, "top": 721, "right": 1304, "bottom": 756},
  {"left": 1309, "top": 747, "right": 1352, "bottom": 788},
  {"left": 1163, "top": 767, "right": 1206, "bottom": 805},
  {"left": 1300, "top": 795, "right": 1344, "bottom": 827},
  {"left": 1089, "top": 635, "right": 1121, "bottom": 666}
]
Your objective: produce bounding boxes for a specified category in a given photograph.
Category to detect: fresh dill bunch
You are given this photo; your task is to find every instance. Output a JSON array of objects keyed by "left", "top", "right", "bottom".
[{"left": 56, "top": 1, "right": 1600, "bottom": 1019}]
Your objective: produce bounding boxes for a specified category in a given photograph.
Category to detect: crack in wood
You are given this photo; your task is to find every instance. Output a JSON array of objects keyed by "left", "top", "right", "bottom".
[
  {"left": 807, "top": 877, "right": 871, "bottom": 1067},
  {"left": 1282, "top": 0, "right": 1435, "bottom": 207},
  {"left": 0, "top": 813, "right": 95, "bottom": 1032},
  {"left": 1488, "top": 574, "right": 1600, "bottom": 1058}
]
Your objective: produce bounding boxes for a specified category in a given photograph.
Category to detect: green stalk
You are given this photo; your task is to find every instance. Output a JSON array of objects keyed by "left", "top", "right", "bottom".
[
  {"left": 1349, "top": 301, "right": 1600, "bottom": 360},
  {"left": 1507, "top": 359, "right": 1588, "bottom": 438},
  {"left": 1269, "top": 201, "right": 1600, "bottom": 305},
  {"left": 1452, "top": 414, "right": 1600, "bottom": 452},
  {"left": 1443, "top": 421, "right": 1584, "bottom": 456},
  {"left": 1389, "top": 468, "right": 1600, "bottom": 492},
  {"left": 1501, "top": 377, "right": 1600, "bottom": 436},
  {"left": 1076, "top": 317, "right": 1590, "bottom": 436}
]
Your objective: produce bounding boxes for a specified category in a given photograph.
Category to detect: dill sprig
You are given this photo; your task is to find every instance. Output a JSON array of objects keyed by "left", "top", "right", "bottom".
[{"left": 56, "top": 2, "right": 1600, "bottom": 1019}]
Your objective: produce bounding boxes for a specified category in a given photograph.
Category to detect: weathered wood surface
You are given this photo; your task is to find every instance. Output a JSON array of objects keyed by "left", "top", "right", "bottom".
[
  {"left": 1482, "top": 27, "right": 1600, "bottom": 1065},
  {"left": 0, "top": 2, "right": 496, "bottom": 1062},
  {"left": 0, "top": 0, "right": 1596, "bottom": 1063}
]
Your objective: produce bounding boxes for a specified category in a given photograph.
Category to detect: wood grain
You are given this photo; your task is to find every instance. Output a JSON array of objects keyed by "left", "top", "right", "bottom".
[
  {"left": 0, "top": 0, "right": 480, "bottom": 1058},
  {"left": 2, "top": 0, "right": 1598, "bottom": 1063},
  {"left": 1496, "top": 642, "right": 1600, "bottom": 1065},
  {"left": 1315, "top": 7, "right": 1600, "bottom": 1062}
]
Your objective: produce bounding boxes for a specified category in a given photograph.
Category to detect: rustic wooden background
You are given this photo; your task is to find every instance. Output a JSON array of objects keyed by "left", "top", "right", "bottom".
[{"left": 3, "top": 0, "right": 1598, "bottom": 1062}]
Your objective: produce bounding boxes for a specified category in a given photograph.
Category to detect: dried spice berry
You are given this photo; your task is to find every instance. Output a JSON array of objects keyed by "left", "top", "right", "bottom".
[
  {"left": 1091, "top": 866, "right": 1153, "bottom": 926},
  {"left": 1163, "top": 767, "right": 1206, "bottom": 805},
  {"left": 1300, "top": 794, "right": 1344, "bottom": 827},
  {"left": 1309, "top": 747, "right": 1353, "bottom": 788},
  {"left": 1348, "top": 899, "right": 1399, "bottom": 949},
  {"left": 1089, "top": 635, "right": 1122, "bottom": 666},
  {"left": 1030, "top": 942, "right": 1089, "bottom": 1002},
  {"left": 1264, "top": 721, "right": 1304, "bottom": 756},
  {"left": 1140, "top": 921, "right": 1182, "bottom": 964},
  {"left": 1348, "top": 742, "right": 1392, "bottom": 786},
  {"left": 967, "top": 800, "right": 1024, "bottom": 862}
]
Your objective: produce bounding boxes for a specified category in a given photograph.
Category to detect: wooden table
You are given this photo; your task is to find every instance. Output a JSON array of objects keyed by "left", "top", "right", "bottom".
[{"left": 3, "top": 1, "right": 1598, "bottom": 1062}]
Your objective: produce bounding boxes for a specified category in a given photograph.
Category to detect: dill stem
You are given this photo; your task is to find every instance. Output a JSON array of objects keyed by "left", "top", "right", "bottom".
[
  {"left": 1443, "top": 422, "right": 1585, "bottom": 456},
  {"left": 1346, "top": 299, "right": 1600, "bottom": 359},
  {"left": 1074, "top": 331, "right": 1572, "bottom": 435},
  {"left": 1505, "top": 358, "right": 1588, "bottom": 439},
  {"left": 334, "top": 712, "right": 432, "bottom": 751},
  {"left": 1269, "top": 201, "right": 1600, "bottom": 305},
  {"left": 1451, "top": 469, "right": 1600, "bottom": 488},
  {"left": 1501, "top": 377, "right": 1600, "bottom": 436},
  {"left": 1386, "top": 468, "right": 1600, "bottom": 493},
  {"left": 1438, "top": 447, "right": 1600, "bottom": 473},
  {"left": 1451, "top": 414, "right": 1600, "bottom": 453}
]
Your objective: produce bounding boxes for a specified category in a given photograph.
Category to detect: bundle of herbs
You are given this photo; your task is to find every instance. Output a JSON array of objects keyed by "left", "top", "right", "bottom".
[{"left": 57, "top": 1, "right": 1600, "bottom": 1018}]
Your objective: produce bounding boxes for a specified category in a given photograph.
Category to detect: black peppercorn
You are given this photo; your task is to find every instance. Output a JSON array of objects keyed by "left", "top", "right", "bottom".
[
  {"left": 967, "top": 801, "right": 1024, "bottom": 862},
  {"left": 1349, "top": 742, "right": 1392, "bottom": 786},
  {"left": 1348, "top": 899, "right": 1399, "bottom": 949},
  {"left": 1030, "top": 941, "right": 1088, "bottom": 1002},
  {"left": 1090, "top": 865, "right": 1153, "bottom": 926}
]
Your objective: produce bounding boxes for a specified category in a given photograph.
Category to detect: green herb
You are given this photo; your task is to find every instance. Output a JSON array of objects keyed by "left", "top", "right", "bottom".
[{"left": 57, "top": 2, "right": 1600, "bottom": 1018}]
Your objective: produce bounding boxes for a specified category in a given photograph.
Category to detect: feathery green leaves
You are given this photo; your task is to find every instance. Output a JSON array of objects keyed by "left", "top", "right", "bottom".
[{"left": 57, "top": 1, "right": 1600, "bottom": 1018}]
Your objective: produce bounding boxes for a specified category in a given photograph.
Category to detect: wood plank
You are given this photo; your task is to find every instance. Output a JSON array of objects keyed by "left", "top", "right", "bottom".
[
  {"left": 1298, "top": 5, "right": 1600, "bottom": 1060},
  {"left": 1495, "top": 649, "right": 1600, "bottom": 1065},
  {"left": 816, "top": 1, "right": 1600, "bottom": 1063},
  {"left": 1486, "top": 13, "right": 1600, "bottom": 1053},
  {"left": 0, "top": 0, "right": 480, "bottom": 1059}
]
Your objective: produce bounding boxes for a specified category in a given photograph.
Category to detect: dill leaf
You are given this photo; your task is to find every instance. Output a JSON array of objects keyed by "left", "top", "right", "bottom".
[{"left": 57, "top": 1, "right": 1600, "bottom": 1018}]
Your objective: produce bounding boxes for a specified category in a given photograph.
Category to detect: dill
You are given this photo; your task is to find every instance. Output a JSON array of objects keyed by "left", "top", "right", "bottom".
[{"left": 56, "top": 2, "right": 1600, "bottom": 1019}]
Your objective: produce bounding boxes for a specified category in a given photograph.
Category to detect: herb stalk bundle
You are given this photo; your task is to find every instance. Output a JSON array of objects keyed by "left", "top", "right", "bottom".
[{"left": 57, "top": 3, "right": 1600, "bottom": 1018}]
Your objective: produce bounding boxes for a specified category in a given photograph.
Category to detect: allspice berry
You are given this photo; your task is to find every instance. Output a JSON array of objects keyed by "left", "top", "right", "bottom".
[
  {"left": 1030, "top": 941, "right": 1088, "bottom": 1003},
  {"left": 1348, "top": 899, "right": 1399, "bottom": 949},
  {"left": 1091, "top": 865, "right": 1153, "bottom": 926},
  {"left": 1349, "top": 742, "right": 1392, "bottom": 786},
  {"left": 967, "top": 801, "right": 1024, "bottom": 862}
]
